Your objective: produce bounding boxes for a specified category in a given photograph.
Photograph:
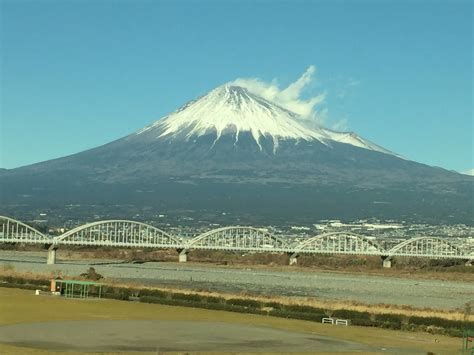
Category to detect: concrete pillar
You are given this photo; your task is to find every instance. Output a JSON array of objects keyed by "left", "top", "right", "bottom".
[
  {"left": 47, "top": 245, "right": 58, "bottom": 265},
  {"left": 288, "top": 252, "right": 299, "bottom": 265},
  {"left": 178, "top": 249, "right": 188, "bottom": 263},
  {"left": 382, "top": 257, "right": 392, "bottom": 268},
  {"left": 383, "top": 259, "right": 392, "bottom": 268}
]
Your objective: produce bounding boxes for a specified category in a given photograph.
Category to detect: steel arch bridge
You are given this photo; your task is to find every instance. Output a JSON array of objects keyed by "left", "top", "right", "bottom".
[
  {"left": 185, "top": 226, "right": 291, "bottom": 252},
  {"left": 0, "top": 216, "right": 53, "bottom": 244},
  {"left": 384, "top": 236, "right": 467, "bottom": 260},
  {"left": 54, "top": 220, "right": 181, "bottom": 248},
  {"left": 0, "top": 215, "right": 472, "bottom": 265},
  {"left": 293, "top": 232, "right": 383, "bottom": 256}
]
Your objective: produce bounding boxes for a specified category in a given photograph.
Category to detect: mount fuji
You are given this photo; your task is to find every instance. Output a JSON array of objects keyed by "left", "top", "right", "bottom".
[
  {"left": 1, "top": 84, "right": 472, "bottom": 224},
  {"left": 136, "top": 85, "right": 396, "bottom": 156}
]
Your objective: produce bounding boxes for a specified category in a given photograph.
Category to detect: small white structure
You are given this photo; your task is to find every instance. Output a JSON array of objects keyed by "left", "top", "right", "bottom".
[
  {"left": 335, "top": 319, "right": 349, "bottom": 326},
  {"left": 322, "top": 317, "right": 350, "bottom": 326}
]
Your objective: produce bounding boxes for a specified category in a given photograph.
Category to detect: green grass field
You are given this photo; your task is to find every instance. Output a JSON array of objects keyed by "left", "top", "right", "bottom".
[{"left": 0, "top": 287, "right": 462, "bottom": 354}]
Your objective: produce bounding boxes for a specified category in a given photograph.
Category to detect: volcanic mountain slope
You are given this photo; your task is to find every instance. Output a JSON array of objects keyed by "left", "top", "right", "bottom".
[{"left": 0, "top": 85, "right": 472, "bottom": 224}]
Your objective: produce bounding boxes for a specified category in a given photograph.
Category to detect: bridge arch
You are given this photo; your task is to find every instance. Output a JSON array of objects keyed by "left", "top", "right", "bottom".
[
  {"left": 0, "top": 215, "right": 51, "bottom": 244},
  {"left": 386, "top": 236, "right": 466, "bottom": 259},
  {"left": 186, "top": 226, "right": 290, "bottom": 251},
  {"left": 294, "top": 232, "right": 384, "bottom": 255},
  {"left": 55, "top": 220, "right": 181, "bottom": 247}
]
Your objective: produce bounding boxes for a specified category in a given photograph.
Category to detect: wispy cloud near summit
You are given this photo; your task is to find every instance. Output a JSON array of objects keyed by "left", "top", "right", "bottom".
[{"left": 231, "top": 66, "right": 327, "bottom": 124}]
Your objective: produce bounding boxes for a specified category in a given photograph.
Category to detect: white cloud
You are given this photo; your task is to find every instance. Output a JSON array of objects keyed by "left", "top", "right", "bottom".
[
  {"left": 336, "top": 77, "right": 361, "bottom": 99},
  {"left": 231, "top": 66, "right": 327, "bottom": 124},
  {"left": 462, "top": 168, "right": 474, "bottom": 176},
  {"left": 331, "top": 118, "right": 349, "bottom": 131}
]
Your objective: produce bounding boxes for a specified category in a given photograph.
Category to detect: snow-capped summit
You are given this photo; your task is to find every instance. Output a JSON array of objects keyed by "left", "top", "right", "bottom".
[
  {"left": 137, "top": 84, "right": 327, "bottom": 150},
  {"left": 136, "top": 84, "right": 397, "bottom": 156}
]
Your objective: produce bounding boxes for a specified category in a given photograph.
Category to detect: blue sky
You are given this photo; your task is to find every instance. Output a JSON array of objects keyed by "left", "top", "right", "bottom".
[{"left": 1, "top": 0, "right": 472, "bottom": 173}]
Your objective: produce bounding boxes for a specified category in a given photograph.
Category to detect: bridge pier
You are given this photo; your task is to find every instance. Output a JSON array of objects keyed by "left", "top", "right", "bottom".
[
  {"left": 177, "top": 248, "right": 188, "bottom": 263},
  {"left": 47, "top": 244, "right": 58, "bottom": 265},
  {"left": 288, "top": 252, "right": 299, "bottom": 265},
  {"left": 381, "top": 256, "right": 392, "bottom": 268}
]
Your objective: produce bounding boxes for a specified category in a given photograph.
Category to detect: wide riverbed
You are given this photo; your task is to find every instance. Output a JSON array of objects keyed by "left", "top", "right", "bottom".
[{"left": 1, "top": 250, "right": 472, "bottom": 310}]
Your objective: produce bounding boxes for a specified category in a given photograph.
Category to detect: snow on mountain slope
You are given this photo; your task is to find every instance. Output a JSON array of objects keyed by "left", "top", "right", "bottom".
[
  {"left": 326, "top": 131, "right": 400, "bottom": 157},
  {"left": 137, "top": 84, "right": 398, "bottom": 156}
]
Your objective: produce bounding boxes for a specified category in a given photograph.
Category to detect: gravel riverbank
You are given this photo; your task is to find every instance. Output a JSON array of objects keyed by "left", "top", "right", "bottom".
[{"left": 0, "top": 250, "right": 472, "bottom": 310}]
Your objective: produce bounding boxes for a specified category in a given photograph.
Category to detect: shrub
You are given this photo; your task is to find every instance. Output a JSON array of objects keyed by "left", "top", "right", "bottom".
[
  {"left": 103, "top": 287, "right": 131, "bottom": 300},
  {"left": 140, "top": 296, "right": 163, "bottom": 304},
  {"left": 284, "top": 304, "right": 325, "bottom": 314},
  {"left": 378, "top": 321, "right": 402, "bottom": 330},
  {"left": 408, "top": 316, "right": 473, "bottom": 329},
  {"left": 332, "top": 309, "right": 370, "bottom": 320},
  {"left": 226, "top": 298, "right": 261, "bottom": 308},
  {"left": 80, "top": 267, "right": 103, "bottom": 281},
  {"left": 138, "top": 288, "right": 168, "bottom": 298},
  {"left": 374, "top": 314, "right": 403, "bottom": 329},
  {"left": 138, "top": 296, "right": 261, "bottom": 315},
  {"left": 263, "top": 302, "right": 282, "bottom": 310},
  {"left": 0, "top": 282, "right": 49, "bottom": 291},
  {"left": 204, "top": 296, "right": 223, "bottom": 304},
  {"left": 102, "top": 292, "right": 124, "bottom": 300},
  {"left": 407, "top": 316, "right": 474, "bottom": 337},
  {"left": 27, "top": 278, "right": 49, "bottom": 286},
  {"left": 171, "top": 293, "right": 203, "bottom": 302},
  {"left": 350, "top": 318, "right": 380, "bottom": 327}
]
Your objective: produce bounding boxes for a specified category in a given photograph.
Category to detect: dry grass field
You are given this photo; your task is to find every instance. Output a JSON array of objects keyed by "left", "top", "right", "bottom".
[{"left": 0, "top": 287, "right": 464, "bottom": 354}]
